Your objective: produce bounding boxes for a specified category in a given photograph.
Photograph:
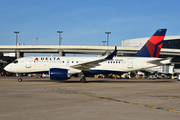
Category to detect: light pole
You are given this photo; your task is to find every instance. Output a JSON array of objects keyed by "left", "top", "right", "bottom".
[
  {"left": 14, "top": 31, "right": 19, "bottom": 45},
  {"left": 105, "top": 32, "right": 111, "bottom": 46},
  {"left": 57, "top": 31, "right": 63, "bottom": 45},
  {"left": 36, "top": 37, "right": 38, "bottom": 45},
  {"left": 102, "top": 41, "right": 106, "bottom": 46}
]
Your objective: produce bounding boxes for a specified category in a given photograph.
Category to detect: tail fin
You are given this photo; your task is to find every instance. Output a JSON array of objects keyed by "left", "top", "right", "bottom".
[{"left": 133, "top": 29, "right": 167, "bottom": 58}]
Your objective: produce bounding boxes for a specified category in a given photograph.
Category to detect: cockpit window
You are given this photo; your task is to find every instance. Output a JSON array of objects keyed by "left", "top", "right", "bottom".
[{"left": 12, "top": 60, "right": 18, "bottom": 64}]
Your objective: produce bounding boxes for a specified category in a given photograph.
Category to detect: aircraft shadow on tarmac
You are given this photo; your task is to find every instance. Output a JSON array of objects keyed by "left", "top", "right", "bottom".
[
  {"left": 22, "top": 79, "right": 175, "bottom": 83},
  {"left": 62, "top": 80, "right": 174, "bottom": 83},
  {"left": 23, "top": 80, "right": 53, "bottom": 82}
]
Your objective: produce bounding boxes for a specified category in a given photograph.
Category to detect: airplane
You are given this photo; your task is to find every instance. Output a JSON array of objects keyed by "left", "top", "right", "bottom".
[{"left": 4, "top": 29, "right": 172, "bottom": 83}]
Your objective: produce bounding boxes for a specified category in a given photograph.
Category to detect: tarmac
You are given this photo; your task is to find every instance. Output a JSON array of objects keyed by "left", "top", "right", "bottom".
[{"left": 0, "top": 77, "right": 180, "bottom": 120}]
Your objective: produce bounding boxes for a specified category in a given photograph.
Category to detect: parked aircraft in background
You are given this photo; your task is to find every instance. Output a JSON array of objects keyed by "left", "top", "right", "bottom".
[{"left": 4, "top": 29, "right": 172, "bottom": 83}]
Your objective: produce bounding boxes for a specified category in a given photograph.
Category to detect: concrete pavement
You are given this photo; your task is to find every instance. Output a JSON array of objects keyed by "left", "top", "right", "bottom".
[{"left": 0, "top": 77, "right": 180, "bottom": 120}]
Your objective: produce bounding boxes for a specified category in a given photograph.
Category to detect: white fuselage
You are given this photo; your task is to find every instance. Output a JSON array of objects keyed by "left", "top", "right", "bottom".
[{"left": 4, "top": 56, "right": 171, "bottom": 75}]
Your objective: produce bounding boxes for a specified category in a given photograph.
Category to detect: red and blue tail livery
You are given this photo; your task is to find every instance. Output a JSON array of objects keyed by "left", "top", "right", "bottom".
[{"left": 133, "top": 29, "right": 167, "bottom": 58}]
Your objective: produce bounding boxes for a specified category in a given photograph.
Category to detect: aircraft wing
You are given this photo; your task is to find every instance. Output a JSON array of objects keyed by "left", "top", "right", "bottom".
[
  {"left": 147, "top": 58, "right": 172, "bottom": 64},
  {"left": 70, "top": 46, "right": 117, "bottom": 70},
  {"left": 71, "top": 59, "right": 106, "bottom": 70}
]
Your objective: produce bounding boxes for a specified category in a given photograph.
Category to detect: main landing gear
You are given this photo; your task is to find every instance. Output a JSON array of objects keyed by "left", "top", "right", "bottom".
[
  {"left": 80, "top": 72, "right": 86, "bottom": 83},
  {"left": 80, "top": 77, "right": 86, "bottom": 83}
]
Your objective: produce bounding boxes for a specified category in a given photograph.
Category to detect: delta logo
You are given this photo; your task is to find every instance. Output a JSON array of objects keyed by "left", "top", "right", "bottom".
[
  {"left": 40, "top": 57, "right": 61, "bottom": 60},
  {"left": 34, "top": 57, "right": 61, "bottom": 61},
  {"left": 34, "top": 57, "right": 39, "bottom": 61}
]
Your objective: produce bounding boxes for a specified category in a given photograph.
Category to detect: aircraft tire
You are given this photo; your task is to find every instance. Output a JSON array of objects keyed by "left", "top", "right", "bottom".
[
  {"left": 80, "top": 77, "right": 86, "bottom": 83},
  {"left": 18, "top": 78, "right": 22, "bottom": 82}
]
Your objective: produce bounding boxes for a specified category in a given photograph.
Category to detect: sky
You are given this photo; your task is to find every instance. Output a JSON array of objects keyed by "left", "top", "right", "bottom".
[{"left": 1, "top": 0, "right": 180, "bottom": 47}]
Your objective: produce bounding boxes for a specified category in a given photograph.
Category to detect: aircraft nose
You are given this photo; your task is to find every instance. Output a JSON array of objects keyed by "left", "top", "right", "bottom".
[
  {"left": 4, "top": 65, "right": 11, "bottom": 72},
  {"left": 4, "top": 66, "right": 8, "bottom": 71}
]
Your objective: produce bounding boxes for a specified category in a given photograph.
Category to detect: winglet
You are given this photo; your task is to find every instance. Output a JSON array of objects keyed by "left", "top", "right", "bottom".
[{"left": 105, "top": 46, "right": 117, "bottom": 59}]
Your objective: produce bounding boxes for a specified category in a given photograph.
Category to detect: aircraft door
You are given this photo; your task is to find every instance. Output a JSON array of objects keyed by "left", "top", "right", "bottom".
[
  {"left": 26, "top": 57, "right": 31, "bottom": 68},
  {"left": 127, "top": 58, "right": 133, "bottom": 68}
]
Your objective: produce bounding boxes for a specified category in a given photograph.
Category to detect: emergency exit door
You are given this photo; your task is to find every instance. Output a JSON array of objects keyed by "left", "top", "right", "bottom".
[{"left": 127, "top": 58, "right": 133, "bottom": 68}]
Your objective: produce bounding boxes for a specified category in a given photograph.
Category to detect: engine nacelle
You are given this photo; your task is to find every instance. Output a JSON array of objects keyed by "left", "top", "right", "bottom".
[{"left": 49, "top": 68, "right": 68, "bottom": 80}]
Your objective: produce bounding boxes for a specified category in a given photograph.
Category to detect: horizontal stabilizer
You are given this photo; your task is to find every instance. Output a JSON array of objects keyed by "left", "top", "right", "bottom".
[{"left": 147, "top": 58, "right": 172, "bottom": 64}]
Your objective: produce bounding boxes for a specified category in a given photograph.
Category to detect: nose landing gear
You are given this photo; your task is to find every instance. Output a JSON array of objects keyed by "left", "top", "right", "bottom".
[{"left": 18, "top": 73, "right": 23, "bottom": 82}]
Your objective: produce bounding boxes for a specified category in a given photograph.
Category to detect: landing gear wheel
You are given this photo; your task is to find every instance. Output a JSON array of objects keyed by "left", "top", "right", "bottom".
[
  {"left": 80, "top": 77, "right": 86, "bottom": 83},
  {"left": 18, "top": 78, "right": 22, "bottom": 82}
]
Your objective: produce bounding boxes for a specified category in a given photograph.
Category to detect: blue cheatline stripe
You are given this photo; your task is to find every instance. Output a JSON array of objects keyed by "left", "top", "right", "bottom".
[
  {"left": 153, "top": 40, "right": 164, "bottom": 57},
  {"left": 89, "top": 70, "right": 124, "bottom": 74}
]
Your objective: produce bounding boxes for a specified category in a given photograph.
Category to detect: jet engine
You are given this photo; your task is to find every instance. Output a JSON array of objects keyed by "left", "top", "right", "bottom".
[{"left": 49, "top": 68, "right": 69, "bottom": 80}]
